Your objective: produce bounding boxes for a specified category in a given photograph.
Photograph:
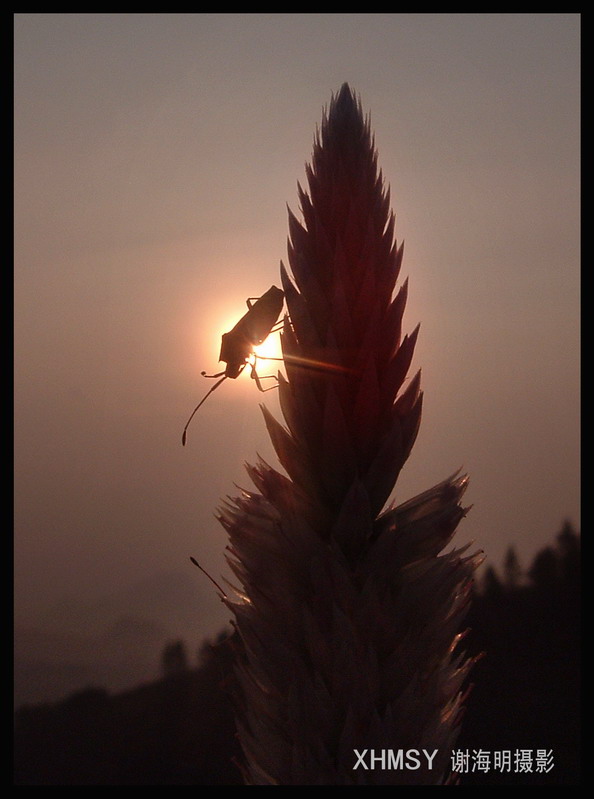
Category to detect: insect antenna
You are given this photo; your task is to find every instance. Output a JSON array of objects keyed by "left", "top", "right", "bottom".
[
  {"left": 200, "top": 369, "right": 226, "bottom": 378},
  {"left": 190, "top": 556, "right": 227, "bottom": 598},
  {"left": 181, "top": 374, "right": 228, "bottom": 445}
]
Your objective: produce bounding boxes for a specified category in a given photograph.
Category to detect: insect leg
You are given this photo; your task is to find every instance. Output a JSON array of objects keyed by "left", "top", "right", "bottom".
[{"left": 249, "top": 355, "right": 280, "bottom": 393}]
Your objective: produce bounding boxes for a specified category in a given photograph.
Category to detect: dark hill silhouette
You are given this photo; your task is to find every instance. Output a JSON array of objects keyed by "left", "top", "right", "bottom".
[
  {"left": 14, "top": 632, "right": 243, "bottom": 785},
  {"left": 14, "top": 523, "right": 580, "bottom": 785}
]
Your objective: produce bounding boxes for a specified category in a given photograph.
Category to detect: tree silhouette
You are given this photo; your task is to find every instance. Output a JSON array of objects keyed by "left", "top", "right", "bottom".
[
  {"left": 161, "top": 640, "right": 189, "bottom": 679},
  {"left": 556, "top": 520, "right": 580, "bottom": 586},
  {"left": 503, "top": 546, "right": 522, "bottom": 590},
  {"left": 481, "top": 565, "right": 503, "bottom": 598}
]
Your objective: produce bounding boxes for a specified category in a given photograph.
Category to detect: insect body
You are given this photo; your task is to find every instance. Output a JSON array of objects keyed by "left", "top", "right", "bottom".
[
  {"left": 182, "top": 285, "right": 284, "bottom": 445},
  {"left": 218, "top": 285, "right": 284, "bottom": 379}
]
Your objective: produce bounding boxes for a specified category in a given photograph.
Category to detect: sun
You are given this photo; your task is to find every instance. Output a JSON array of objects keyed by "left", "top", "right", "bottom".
[{"left": 253, "top": 326, "right": 284, "bottom": 363}]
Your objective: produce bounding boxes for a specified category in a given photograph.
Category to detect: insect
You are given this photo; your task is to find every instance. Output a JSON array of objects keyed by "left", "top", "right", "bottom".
[{"left": 182, "top": 285, "right": 285, "bottom": 445}]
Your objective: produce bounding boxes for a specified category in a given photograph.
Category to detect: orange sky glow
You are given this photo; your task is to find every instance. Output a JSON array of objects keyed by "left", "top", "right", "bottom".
[{"left": 14, "top": 14, "right": 579, "bottom": 702}]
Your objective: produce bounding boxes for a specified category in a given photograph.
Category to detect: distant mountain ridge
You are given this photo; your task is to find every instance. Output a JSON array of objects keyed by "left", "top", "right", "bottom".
[{"left": 14, "top": 568, "right": 230, "bottom": 707}]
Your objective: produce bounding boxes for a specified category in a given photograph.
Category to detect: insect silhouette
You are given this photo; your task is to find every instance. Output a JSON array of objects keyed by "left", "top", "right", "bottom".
[{"left": 182, "top": 285, "right": 285, "bottom": 445}]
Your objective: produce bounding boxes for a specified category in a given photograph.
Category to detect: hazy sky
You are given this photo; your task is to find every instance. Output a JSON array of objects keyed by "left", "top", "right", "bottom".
[{"left": 14, "top": 14, "right": 580, "bottom": 640}]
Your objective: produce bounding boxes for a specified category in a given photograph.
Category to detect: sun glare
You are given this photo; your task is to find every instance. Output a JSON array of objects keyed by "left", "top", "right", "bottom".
[
  {"left": 200, "top": 305, "right": 284, "bottom": 382},
  {"left": 254, "top": 328, "right": 283, "bottom": 362}
]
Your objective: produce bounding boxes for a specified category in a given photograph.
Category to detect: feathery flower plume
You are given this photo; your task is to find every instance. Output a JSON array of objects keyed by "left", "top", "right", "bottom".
[{"left": 218, "top": 84, "right": 481, "bottom": 785}]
